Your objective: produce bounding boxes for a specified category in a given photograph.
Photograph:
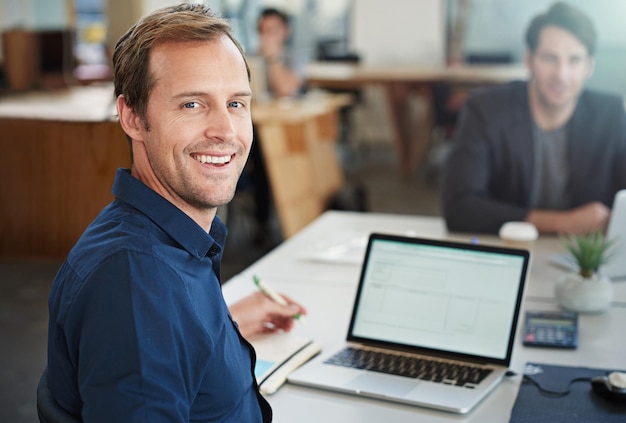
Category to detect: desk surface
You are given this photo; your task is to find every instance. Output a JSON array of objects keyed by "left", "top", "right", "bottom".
[
  {"left": 251, "top": 92, "right": 352, "bottom": 123},
  {"left": 0, "top": 83, "right": 117, "bottom": 122},
  {"left": 0, "top": 83, "right": 349, "bottom": 124},
  {"left": 223, "top": 211, "right": 626, "bottom": 422},
  {"left": 306, "top": 62, "right": 529, "bottom": 87}
]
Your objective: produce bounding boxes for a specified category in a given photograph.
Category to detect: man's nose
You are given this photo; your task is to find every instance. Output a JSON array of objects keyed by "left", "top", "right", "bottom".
[
  {"left": 553, "top": 58, "right": 570, "bottom": 80},
  {"left": 206, "top": 107, "right": 236, "bottom": 141}
]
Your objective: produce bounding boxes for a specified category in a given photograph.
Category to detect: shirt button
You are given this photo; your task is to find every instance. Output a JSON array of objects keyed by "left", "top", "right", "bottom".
[{"left": 208, "top": 245, "right": 221, "bottom": 256}]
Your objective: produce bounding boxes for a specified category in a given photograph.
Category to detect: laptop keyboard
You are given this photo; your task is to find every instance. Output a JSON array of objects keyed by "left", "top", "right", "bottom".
[{"left": 324, "top": 347, "right": 492, "bottom": 388}]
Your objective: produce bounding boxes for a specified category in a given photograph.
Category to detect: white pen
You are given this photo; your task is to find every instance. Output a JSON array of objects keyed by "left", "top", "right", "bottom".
[{"left": 253, "top": 275, "right": 303, "bottom": 320}]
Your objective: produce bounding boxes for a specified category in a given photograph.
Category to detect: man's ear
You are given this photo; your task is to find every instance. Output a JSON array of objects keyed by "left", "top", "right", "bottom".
[{"left": 116, "top": 95, "right": 145, "bottom": 141}]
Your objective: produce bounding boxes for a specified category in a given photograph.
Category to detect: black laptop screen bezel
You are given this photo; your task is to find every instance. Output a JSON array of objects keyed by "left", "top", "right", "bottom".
[{"left": 346, "top": 232, "right": 530, "bottom": 367}]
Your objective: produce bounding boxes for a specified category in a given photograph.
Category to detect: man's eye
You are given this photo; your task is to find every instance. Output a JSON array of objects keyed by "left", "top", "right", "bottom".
[
  {"left": 228, "top": 101, "right": 244, "bottom": 108},
  {"left": 183, "top": 102, "right": 199, "bottom": 109}
]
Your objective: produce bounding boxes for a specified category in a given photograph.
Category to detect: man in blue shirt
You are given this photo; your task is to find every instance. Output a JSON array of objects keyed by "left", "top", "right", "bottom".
[{"left": 43, "top": 4, "right": 305, "bottom": 422}]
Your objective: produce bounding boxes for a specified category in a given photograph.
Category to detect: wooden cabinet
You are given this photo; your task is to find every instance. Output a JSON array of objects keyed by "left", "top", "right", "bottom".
[
  {"left": 0, "top": 87, "right": 347, "bottom": 257},
  {"left": 0, "top": 118, "right": 129, "bottom": 258},
  {"left": 252, "top": 95, "right": 349, "bottom": 238}
]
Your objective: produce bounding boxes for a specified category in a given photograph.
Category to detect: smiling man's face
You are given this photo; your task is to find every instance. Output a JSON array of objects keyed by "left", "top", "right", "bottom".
[
  {"left": 526, "top": 25, "right": 594, "bottom": 114},
  {"left": 124, "top": 36, "right": 252, "bottom": 229}
]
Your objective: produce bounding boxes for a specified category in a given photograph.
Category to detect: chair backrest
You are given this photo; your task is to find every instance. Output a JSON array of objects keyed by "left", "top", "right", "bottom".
[{"left": 37, "top": 368, "right": 82, "bottom": 423}]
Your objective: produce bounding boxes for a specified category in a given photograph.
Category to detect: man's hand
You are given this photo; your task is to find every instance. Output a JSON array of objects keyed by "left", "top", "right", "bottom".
[
  {"left": 527, "top": 202, "right": 610, "bottom": 234},
  {"left": 229, "top": 292, "right": 307, "bottom": 338},
  {"left": 562, "top": 202, "right": 611, "bottom": 234}
]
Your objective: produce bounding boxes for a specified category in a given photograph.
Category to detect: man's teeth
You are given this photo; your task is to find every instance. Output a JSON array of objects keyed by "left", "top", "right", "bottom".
[{"left": 194, "top": 154, "right": 232, "bottom": 164}]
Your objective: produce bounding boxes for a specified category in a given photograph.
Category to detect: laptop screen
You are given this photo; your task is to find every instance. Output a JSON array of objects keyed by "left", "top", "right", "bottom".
[{"left": 348, "top": 234, "right": 529, "bottom": 364}]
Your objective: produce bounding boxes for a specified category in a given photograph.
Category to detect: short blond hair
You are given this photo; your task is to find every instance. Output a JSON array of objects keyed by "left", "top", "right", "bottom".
[{"left": 113, "top": 3, "right": 249, "bottom": 125}]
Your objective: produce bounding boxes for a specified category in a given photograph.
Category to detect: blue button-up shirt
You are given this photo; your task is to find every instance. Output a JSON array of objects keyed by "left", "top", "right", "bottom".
[{"left": 47, "top": 168, "right": 271, "bottom": 422}]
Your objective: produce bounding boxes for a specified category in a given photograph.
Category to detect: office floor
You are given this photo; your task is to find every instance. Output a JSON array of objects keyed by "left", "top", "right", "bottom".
[{"left": 0, "top": 143, "right": 442, "bottom": 423}]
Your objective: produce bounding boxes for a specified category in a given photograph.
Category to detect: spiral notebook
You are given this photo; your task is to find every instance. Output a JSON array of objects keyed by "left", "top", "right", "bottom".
[{"left": 251, "top": 332, "right": 321, "bottom": 395}]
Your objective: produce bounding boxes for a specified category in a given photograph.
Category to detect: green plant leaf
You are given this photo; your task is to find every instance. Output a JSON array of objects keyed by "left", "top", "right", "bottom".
[{"left": 561, "top": 231, "right": 617, "bottom": 277}]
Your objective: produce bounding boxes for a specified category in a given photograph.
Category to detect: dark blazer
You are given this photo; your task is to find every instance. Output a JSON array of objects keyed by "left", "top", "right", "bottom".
[{"left": 442, "top": 81, "right": 626, "bottom": 233}]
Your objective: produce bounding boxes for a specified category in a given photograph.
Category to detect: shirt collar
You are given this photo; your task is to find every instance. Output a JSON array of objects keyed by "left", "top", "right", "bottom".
[{"left": 112, "top": 168, "right": 227, "bottom": 259}]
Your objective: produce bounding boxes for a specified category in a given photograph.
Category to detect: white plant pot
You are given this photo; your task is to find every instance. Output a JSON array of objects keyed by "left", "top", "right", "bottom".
[{"left": 555, "top": 272, "right": 613, "bottom": 314}]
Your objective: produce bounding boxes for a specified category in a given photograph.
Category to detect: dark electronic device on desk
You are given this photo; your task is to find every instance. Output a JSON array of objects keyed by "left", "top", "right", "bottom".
[
  {"left": 523, "top": 311, "right": 578, "bottom": 349},
  {"left": 591, "top": 372, "right": 626, "bottom": 403}
]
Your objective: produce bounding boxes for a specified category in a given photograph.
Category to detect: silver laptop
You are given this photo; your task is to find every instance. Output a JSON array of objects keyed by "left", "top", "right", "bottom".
[
  {"left": 550, "top": 189, "right": 626, "bottom": 280},
  {"left": 288, "top": 233, "right": 530, "bottom": 414}
]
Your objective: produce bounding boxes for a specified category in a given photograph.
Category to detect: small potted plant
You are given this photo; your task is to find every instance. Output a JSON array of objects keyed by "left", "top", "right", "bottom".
[{"left": 555, "top": 231, "right": 615, "bottom": 314}]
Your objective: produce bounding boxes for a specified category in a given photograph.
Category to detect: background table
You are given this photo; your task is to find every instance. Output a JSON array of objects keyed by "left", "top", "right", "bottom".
[
  {"left": 0, "top": 85, "right": 349, "bottom": 258},
  {"left": 223, "top": 210, "right": 626, "bottom": 422},
  {"left": 306, "top": 62, "right": 528, "bottom": 89},
  {"left": 251, "top": 93, "right": 351, "bottom": 238},
  {"left": 0, "top": 84, "right": 128, "bottom": 258},
  {"left": 306, "top": 62, "right": 528, "bottom": 176}
]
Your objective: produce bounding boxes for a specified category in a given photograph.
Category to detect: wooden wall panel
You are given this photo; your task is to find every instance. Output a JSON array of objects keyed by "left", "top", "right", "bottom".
[{"left": 0, "top": 119, "right": 129, "bottom": 258}]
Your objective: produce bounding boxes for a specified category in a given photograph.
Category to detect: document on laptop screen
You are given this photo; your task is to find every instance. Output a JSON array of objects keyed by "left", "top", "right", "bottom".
[{"left": 351, "top": 239, "right": 526, "bottom": 360}]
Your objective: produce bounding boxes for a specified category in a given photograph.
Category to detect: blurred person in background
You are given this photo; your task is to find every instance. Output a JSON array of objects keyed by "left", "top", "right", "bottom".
[
  {"left": 442, "top": 2, "right": 626, "bottom": 234},
  {"left": 239, "top": 7, "right": 308, "bottom": 246}
]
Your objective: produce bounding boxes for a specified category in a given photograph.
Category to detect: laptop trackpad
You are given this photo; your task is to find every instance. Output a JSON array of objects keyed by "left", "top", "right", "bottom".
[{"left": 345, "top": 372, "right": 417, "bottom": 397}]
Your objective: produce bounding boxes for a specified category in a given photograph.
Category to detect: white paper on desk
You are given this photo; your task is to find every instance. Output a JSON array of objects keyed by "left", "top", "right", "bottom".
[
  {"left": 250, "top": 332, "right": 321, "bottom": 395},
  {"left": 302, "top": 235, "right": 368, "bottom": 265}
]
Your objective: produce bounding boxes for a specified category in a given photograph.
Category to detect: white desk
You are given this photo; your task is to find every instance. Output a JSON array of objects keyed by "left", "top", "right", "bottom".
[{"left": 223, "top": 211, "right": 626, "bottom": 422}]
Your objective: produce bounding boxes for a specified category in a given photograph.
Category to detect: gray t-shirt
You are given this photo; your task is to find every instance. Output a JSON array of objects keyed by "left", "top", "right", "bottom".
[{"left": 529, "top": 123, "right": 570, "bottom": 209}]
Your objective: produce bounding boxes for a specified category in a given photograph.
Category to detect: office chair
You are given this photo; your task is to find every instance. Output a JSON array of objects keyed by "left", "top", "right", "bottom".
[{"left": 37, "top": 367, "right": 82, "bottom": 423}]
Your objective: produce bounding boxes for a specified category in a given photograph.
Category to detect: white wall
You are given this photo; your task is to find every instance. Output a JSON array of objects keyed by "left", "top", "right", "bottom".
[
  {"left": 350, "top": 0, "right": 445, "bottom": 65},
  {"left": 462, "top": 0, "right": 626, "bottom": 95},
  {"left": 0, "top": 0, "right": 67, "bottom": 62},
  {"left": 0, "top": 1, "right": 36, "bottom": 30},
  {"left": 0, "top": 0, "right": 68, "bottom": 30},
  {"left": 464, "top": 0, "right": 626, "bottom": 56}
]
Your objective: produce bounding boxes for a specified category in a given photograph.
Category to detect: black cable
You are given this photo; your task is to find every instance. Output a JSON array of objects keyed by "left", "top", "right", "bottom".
[{"left": 522, "top": 374, "right": 592, "bottom": 397}]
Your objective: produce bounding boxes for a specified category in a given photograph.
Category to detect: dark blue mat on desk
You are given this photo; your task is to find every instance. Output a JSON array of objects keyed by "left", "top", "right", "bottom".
[{"left": 510, "top": 362, "right": 626, "bottom": 422}]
